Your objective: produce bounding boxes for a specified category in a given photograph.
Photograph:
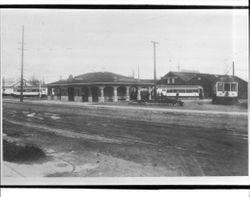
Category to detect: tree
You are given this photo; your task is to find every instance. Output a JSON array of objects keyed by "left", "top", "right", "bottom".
[{"left": 28, "top": 76, "right": 40, "bottom": 86}]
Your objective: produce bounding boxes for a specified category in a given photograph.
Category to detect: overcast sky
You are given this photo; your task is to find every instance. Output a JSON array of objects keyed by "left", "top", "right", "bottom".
[{"left": 1, "top": 9, "right": 248, "bottom": 83}]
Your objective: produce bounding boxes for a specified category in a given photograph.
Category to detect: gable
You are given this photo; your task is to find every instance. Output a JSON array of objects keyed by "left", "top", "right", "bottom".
[{"left": 12, "top": 79, "right": 33, "bottom": 87}]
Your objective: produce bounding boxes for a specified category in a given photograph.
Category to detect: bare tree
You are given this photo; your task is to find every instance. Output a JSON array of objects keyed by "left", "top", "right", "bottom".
[{"left": 28, "top": 75, "right": 40, "bottom": 86}]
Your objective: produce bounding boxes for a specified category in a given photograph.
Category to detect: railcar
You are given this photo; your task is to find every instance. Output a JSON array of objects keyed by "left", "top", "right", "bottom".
[
  {"left": 13, "top": 87, "right": 47, "bottom": 97},
  {"left": 157, "top": 85, "right": 203, "bottom": 99},
  {"left": 212, "top": 76, "right": 238, "bottom": 104}
]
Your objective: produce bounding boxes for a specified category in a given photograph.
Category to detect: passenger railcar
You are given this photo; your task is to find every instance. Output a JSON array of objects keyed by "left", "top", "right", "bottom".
[
  {"left": 157, "top": 85, "right": 204, "bottom": 99},
  {"left": 13, "top": 87, "right": 47, "bottom": 97},
  {"left": 212, "top": 76, "right": 238, "bottom": 104}
]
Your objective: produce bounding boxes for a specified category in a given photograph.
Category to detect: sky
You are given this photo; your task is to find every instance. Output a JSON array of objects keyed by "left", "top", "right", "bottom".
[{"left": 1, "top": 9, "right": 248, "bottom": 83}]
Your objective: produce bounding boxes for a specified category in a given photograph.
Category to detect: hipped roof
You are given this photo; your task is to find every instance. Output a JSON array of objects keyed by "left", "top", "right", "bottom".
[{"left": 48, "top": 72, "right": 154, "bottom": 86}]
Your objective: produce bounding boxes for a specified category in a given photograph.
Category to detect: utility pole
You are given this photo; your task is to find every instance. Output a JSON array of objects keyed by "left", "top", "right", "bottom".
[
  {"left": 20, "top": 25, "right": 24, "bottom": 102},
  {"left": 39, "top": 79, "right": 42, "bottom": 98},
  {"left": 151, "top": 40, "right": 159, "bottom": 102},
  {"left": 137, "top": 65, "right": 140, "bottom": 80},
  {"left": 232, "top": 61, "right": 235, "bottom": 77},
  {"left": 2, "top": 76, "right": 5, "bottom": 94}
]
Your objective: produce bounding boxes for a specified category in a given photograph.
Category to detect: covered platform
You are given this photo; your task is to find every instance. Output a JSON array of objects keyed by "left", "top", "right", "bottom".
[{"left": 47, "top": 72, "right": 154, "bottom": 103}]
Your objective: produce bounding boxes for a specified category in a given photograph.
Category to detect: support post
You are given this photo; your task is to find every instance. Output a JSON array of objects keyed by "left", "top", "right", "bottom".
[
  {"left": 126, "top": 86, "right": 130, "bottom": 101},
  {"left": 99, "top": 86, "right": 105, "bottom": 102},
  {"left": 113, "top": 86, "right": 118, "bottom": 102},
  {"left": 88, "top": 87, "right": 93, "bottom": 102},
  {"left": 137, "top": 87, "right": 141, "bottom": 101},
  {"left": 149, "top": 87, "right": 152, "bottom": 100}
]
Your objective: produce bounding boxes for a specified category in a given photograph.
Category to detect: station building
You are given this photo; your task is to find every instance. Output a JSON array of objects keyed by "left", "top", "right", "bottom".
[
  {"left": 158, "top": 71, "right": 248, "bottom": 99},
  {"left": 47, "top": 71, "right": 247, "bottom": 103},
  {"left": 47, "top": 72, "right": 154, "bottom": 102}
]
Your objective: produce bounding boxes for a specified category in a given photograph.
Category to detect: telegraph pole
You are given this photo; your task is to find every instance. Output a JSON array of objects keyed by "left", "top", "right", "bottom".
[
  {"left": 232, "top": 61, "right": 235, "bottom": 77},
  {"left": 20, "top": 25, "right": 24, "bottom": 102},
  {"left": 39, "top": 79, "right": 42, "bottom": 98},
  {"left": 2, "top": 76, "right": 5, "bottom": 94},
  {"left": 151, "top": 41, "right": 159, "bottom": 102},
  {"left": 137, "top": 65, "right": 140, "bottom": 80}
]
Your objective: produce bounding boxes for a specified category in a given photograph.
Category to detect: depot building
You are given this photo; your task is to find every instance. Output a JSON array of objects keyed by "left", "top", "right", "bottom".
[{"left": 47, "top": 72, "right": 154, "bottom": 102}]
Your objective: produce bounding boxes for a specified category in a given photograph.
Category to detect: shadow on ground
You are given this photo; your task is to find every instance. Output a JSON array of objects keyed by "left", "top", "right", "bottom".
[{"left": 3, "top": 139, "right": 50, "bottom": 164}]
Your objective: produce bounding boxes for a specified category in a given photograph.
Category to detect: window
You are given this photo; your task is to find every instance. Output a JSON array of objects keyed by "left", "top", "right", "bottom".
[
  {"left": 231, "top": 83, "right": 237, "bottom": 91},
  {"left": 217, "top": 83, "right": 223, "bottom": 91},
  {"left": 172, "top": 78, "right": 175, "bottom": 84},
  {"left": 224, "top": 83, "right": 230, "bottom": 91},
  {"left": 167, "top": 79, "right": 170, "bottom": 84}
]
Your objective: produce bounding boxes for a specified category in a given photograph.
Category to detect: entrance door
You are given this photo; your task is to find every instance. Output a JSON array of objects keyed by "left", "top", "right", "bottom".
[{"left": 68, "top": 87, "right": 75, "bottom": 101}]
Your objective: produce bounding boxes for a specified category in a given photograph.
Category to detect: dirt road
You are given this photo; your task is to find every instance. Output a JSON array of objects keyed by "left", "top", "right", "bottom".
[{"left": 2, "top": 100, "right": 248, "bottom": 177}]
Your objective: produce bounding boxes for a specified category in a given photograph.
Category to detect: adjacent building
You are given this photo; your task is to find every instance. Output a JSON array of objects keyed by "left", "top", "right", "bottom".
[{"left": 158, "top": 71, "right": 248, "bottom": 99}]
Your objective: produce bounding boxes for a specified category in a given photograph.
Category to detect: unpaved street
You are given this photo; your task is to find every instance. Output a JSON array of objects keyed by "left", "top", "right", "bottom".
[{"left": 2, "top": 100, "right": 248, "bottom": 177}]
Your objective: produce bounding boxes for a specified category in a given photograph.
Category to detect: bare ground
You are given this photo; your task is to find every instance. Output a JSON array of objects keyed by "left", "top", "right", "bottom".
[{"left": 2, "top": 99, "right": 248, "bottom": 177}]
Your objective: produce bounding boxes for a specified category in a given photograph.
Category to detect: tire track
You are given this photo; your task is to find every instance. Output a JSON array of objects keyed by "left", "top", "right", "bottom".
[{"left": 4, "top": 118, "right": 154, "bottom": 146}]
